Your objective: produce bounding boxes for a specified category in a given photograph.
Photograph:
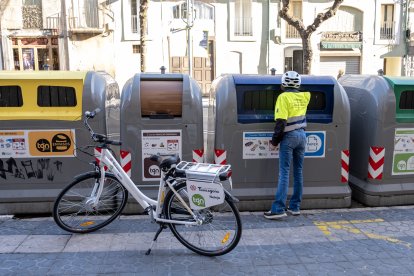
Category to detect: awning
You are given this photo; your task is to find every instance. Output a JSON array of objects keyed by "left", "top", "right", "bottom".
[
  {"left": 320, "top": 42, "right": 362, "bottom": 49},
  {"left": 319, "top": 48, "right": 361, "bottom": 57},
  {"left": 380, "top": 45, "right": 407, "bottom": 58}
]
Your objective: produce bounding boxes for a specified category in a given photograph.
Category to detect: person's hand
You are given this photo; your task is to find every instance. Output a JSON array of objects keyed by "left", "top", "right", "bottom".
[{"left": 269, "top": 140, "right": 278, "bottom": 151}]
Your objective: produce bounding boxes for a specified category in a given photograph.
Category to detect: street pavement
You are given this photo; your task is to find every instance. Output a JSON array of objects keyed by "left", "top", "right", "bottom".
[{"left": 1, "top": 205, "right": 414, "bottom": 275}]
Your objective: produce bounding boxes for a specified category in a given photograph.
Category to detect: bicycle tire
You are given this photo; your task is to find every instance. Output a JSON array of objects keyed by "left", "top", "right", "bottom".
[
  {"left": 53, "top": 172, "right": 128, "bottom": 234},
  {"left": 163, "top": 182, "right": 242, "bottom": 256}
]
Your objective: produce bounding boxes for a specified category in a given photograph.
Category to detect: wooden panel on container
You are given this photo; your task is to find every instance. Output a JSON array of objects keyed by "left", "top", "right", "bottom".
[{"left": 140, "top": 80, "right": 183, "bottom": 117}]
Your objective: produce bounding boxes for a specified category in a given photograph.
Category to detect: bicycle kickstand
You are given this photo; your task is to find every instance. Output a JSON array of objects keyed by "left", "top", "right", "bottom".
[{"left": 145, "top": 223, "right": 167, "bottom": 255}]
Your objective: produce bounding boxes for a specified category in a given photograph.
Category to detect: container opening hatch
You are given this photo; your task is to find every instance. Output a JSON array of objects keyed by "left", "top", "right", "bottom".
[
  {"left": 236, "top": 84, "right": 333, "bottom": 124},
  {"left": 140, "top": 80, "right": 183, "bottom": 119},
  {"left": 0, "top": 86, "right": 23, "bottom": 107},
  {"left": 396, "top": 89, "right": 414, "bottom": 122}
]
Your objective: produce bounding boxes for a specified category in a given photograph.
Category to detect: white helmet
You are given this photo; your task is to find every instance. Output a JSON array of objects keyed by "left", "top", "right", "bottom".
[{"left": 281, "top": 71, "right": 301, "bottom": 89}]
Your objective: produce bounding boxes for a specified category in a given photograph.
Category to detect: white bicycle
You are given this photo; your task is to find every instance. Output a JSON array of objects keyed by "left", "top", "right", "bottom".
[{"left": 53, "top": 109, "right": 242, "bottom": 256}]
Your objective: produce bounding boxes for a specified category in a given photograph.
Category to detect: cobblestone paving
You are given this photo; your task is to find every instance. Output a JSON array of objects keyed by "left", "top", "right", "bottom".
[{"left": 1, "top": 206, "right": 414, "bottom": 275}]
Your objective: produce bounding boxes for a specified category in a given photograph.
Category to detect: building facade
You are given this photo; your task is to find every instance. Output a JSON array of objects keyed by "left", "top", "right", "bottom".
[{"left": 0, "top": 0, "right": 413, "bottom": 93}]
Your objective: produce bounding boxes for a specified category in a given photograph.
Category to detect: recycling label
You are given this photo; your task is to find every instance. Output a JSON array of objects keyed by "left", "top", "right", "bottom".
[
  {"left": 242, "top": 131, "right": 326, "bottom": 159},
  {"left": 392, "top": 128, "right": 414, "bottom": 175}
]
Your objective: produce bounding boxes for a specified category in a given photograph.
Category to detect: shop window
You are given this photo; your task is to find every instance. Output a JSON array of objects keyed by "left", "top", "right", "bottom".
[
  {"left": 12, "top": 37, "right": 59, "bottom": 71},
  {"left": 37, "top": 86, "right": 77, "bottom": 107},
  {"left": 399, "top": 90, "right": 414, "bottom": 110},
  {"left": 0, "top": 86, "right": 23, "bottom": 107}
]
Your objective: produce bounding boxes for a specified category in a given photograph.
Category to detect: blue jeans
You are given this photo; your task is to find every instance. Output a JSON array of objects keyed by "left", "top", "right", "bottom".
[{"left": 271, "top": 129, "right": 306, "bottom": 213}]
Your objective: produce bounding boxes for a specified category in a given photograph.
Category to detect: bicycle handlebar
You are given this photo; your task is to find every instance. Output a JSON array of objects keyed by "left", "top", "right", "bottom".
[
  {"left": 84, "top": 109, "right": 122, "bottom": 146},
  {"left": 85, "top": 108, "right": 101, "bottom": 119}
]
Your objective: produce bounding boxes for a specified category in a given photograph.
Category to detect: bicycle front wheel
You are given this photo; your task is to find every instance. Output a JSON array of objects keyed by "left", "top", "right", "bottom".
[
  {"left": 53, "top": 172, "right": 128, "bottom": 233},
  {"left": 164, "top": 182, "right": 242, "bottom": 256}
]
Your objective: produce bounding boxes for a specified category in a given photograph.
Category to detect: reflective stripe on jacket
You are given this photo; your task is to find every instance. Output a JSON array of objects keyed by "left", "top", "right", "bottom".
[{"left": 274, "top": 90, "right": 310, "bottom": 132}]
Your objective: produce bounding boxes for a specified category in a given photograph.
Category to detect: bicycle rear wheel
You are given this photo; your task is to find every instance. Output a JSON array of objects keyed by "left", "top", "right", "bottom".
[
  {"left": 163, "top": 182, "right": 242, "bottom": 256},
  {"left": 53, "top": 172, "right": 128, "bottom": 233}
]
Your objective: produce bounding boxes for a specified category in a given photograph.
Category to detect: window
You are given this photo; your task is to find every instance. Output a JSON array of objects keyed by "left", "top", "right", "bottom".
[
  {"left": 37, "top": 86, "right": 77, "bottom": 107},
  {"left": 0, "top": 86, "right": 23, "bottom": 107},
  {"left": 194, "top": 2, "right": 214, "bottom": 19},
  {"left": 399, "top": 90, "right": 414, "bottom": 109},
  {"left": 132, "top": 44, "right": 141, "bottom": 54},
  {"left": 69, "top": 0, "right": 99, "bottom": 29},
  {"left": 172, "top": 2, "right": 214, "bottom": 20},
  {"left": 321, "top": 6, "right": 363, "bottom": 32},
  {"left": 285, "top": 0, "right": 301, "bottom": 38},
  {"left": 85, "top": 0, "right": 99, "bottom": 28},
  {"left": 380, "top": 4, "right": 394, "bottom": 39},
  {"left": 234, "top": 0, "right": 252, "bottom": 36},
  {"left": 131, "top": 0, "right": 138, "bottom": 33},
  {"left": 12, "top": 37, "right": 59, "bottom": 71}
]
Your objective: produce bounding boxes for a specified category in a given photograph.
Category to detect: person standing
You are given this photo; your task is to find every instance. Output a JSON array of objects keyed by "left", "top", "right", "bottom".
[{"left": 264, "top": 71, "right": 310, "bottom": 220}]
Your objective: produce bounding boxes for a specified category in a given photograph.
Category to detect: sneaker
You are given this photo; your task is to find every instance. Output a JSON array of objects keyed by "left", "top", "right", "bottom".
[
  {"left": 264, "top": 210, "right": 287, "bottom": 220},
  {"left": 287, "top": 209, "right": 300, "bottom": 216}
]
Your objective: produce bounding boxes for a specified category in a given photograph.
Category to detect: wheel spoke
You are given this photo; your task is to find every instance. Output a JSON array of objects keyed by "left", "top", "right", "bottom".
[
  {"left": 53, "top": 174, "right": 127, "bottom": 233},
  {"left": 164, "top": 182, "right": 241, "bottom": 256}
]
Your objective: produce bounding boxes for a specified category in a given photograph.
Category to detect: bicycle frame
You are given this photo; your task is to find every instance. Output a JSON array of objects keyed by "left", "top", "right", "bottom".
[{"left": 94, "top": 147, "right": 199, "bottom": 226}]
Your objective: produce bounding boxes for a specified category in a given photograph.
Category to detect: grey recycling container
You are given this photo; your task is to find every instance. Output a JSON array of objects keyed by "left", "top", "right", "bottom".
[
  {"left": 207, "top": 74, "right": 351, "bottom": 211},
  {"left": 339, "top": 75, "right": 414, "bottom": 206},
  {"left": 120, "top": 73, "right": 204, "bottom": 201}
]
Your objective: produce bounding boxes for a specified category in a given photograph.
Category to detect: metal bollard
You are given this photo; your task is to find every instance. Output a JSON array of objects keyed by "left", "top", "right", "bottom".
[
  {"left": 160, "top": 66, "right": 166, "bottom": 74},
  {"left": 377, "top": 69, "right": 384, "bottom": 76}
]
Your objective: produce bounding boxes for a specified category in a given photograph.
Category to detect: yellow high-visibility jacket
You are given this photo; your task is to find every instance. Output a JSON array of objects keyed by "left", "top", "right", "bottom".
[
  {"left": 271, "top": 89, "right": 310, "bottom": 146},
  {"left": 275, "top": 90, "right": 311, "bottom": 132}
]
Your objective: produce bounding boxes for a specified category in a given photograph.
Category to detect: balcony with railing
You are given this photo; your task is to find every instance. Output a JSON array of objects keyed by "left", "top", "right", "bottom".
[
  {"left": 45, "top": 15, "right": 60, "bottom": 30},
  {"left": 234, "top": 17, "right": 253, "bottom": 36},
  {"left": 286, "top": 24, "right": 300, "bottom": 39},
  {"left": 67, "top": 2, "right": 102, "bottom": 35},
  {"left": 380, "top": 21, "right": 395, "bottom": 40},
  {"left": 68, "top": 16, "right": 102, "bottom": 34}
]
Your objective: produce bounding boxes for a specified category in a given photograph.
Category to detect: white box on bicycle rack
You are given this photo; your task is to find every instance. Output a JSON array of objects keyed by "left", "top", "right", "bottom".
[{"left": 177, "top": 161, "right": 230, "bottom": 210}]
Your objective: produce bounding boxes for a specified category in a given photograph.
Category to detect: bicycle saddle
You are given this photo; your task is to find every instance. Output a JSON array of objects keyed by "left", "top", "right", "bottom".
[{"left": 150, "top": 154, "right": 180, "bottom": 171}]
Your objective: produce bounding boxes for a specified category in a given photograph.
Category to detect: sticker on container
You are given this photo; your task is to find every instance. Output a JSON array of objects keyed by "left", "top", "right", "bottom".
[
  {"left": 392, "top": 128, "right": 414, "bottom": 175},
  {"left": 0, "top": 129, "right": 76, "bottom": 158},
  {"left": 242, "top": 131, "right": 326, "bottom": 159},
  {"left": 186, "top": 180, "right": 225, "bottom": 210},
  {"left": 141, "top": 130, "right": 182, "bottom": 181}
]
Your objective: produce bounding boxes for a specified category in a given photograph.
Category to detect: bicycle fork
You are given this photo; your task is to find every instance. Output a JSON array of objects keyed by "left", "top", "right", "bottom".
[{"left": 86, "top": 151, "right": 107, "bottom": 209}]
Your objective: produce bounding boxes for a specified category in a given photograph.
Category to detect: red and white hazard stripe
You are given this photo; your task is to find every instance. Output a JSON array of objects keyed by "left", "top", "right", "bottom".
[
  {"left": 120, "top": 150, "right": 131, "bottom": 177},
  {"left": 94, "top": 147, "right": 107, "bottom": 171},
  {"left": 94, "top": 147, "right": 101, "bottom": 164},
  {"left": 214, "top": 149, "right": 227, "bottom": 165},
  {"left": 368, "top": 146, "right": 385, "bottom": 180},
  {"left": 192, "top": 149, "right": 204, "bottom": 163},
  {"left": 341, "top": 150, "right": 349, "bottom": 183}
]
